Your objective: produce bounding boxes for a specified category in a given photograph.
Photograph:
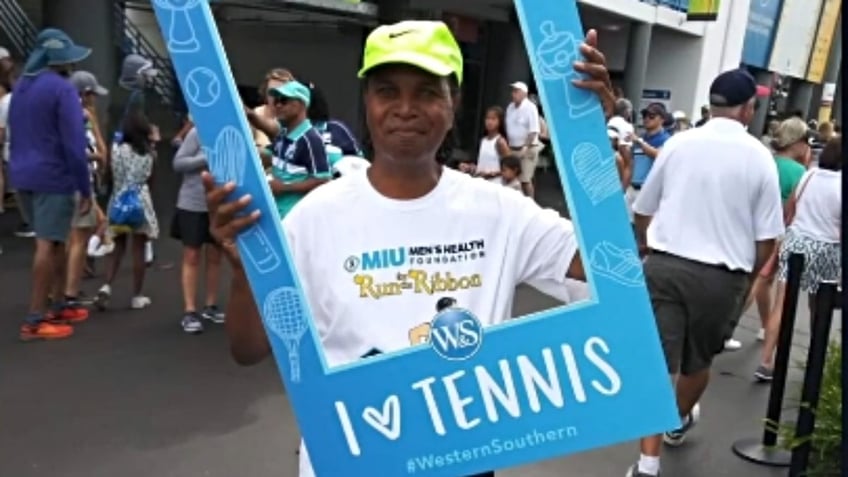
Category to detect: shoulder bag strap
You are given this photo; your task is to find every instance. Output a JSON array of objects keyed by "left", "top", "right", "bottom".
[{"left": 784, "top": 170, "right": 815, "bottom": 226}]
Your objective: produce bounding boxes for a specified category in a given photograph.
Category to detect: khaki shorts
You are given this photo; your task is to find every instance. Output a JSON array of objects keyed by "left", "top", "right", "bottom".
[
  {"left": 72, "top": 193, "right": 98, "bottom": 229},
  {"left": 518, "top": 144, "right": 544, "bottom": 183}
]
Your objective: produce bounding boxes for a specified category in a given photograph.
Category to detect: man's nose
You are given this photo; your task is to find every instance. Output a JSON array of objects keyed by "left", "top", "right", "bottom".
[{"left": 393, "top": 95, "right": 419, "bottom": 118}]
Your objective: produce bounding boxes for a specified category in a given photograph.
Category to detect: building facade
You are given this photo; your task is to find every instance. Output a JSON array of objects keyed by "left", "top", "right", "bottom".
[{"left": 0, "top": 0, "right": 772, "bottom": 148}]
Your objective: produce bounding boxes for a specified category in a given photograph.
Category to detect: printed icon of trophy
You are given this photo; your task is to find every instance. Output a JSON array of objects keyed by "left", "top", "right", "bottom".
[
  {"left": 153, "top": 0, "right": 201, "bottom": 53},
  {"left": 535, "top": 21, "right": 599, "bottom": 119},
  {"left": 263, "top": 287, "right": 309, "bottom": 383}
]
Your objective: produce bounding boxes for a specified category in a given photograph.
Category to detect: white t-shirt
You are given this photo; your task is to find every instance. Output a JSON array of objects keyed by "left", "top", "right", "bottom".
[
  {"left": 633, "top": 117, "right": 784, "bottom": 272},
  {"left": 607, "top": 115, "right": 634, "bottom": 146},
  {"left": 0, "top": 93, "right": 10, "bottom": 162},
  {"left": 505, "top": 99, "right": 540, "bottom": 148},
  {"left": 476, "top": 135, "right": 502, "bottom": 179},
  {"left": 791, "top": 168, "right": 841, "bottom": 243},
  {"left": 282, "top": 168, "right": 580, "bottom": 477}
]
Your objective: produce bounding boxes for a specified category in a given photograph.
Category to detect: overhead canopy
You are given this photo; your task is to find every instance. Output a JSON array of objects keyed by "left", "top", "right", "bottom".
[{"left": 254, "top": 0, "right": 378, "bottom": 19}]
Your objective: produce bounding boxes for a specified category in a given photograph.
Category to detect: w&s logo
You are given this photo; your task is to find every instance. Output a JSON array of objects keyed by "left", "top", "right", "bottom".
[{"left": 429, "top": 308, "right": 483, "bottom": 361}]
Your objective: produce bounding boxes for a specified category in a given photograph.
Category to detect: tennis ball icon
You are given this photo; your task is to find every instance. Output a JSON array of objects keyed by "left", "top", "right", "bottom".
[{"left": 184, "top": 67, "right": 221, "bottom": 107}]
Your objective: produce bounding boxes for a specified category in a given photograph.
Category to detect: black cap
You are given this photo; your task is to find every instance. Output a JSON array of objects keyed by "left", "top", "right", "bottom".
[
  {"left": 640, "top": 102, "right": 668, "bottom": 117},
  {"left": 709, "top": 69, "right": 757, "bottom": 107}
]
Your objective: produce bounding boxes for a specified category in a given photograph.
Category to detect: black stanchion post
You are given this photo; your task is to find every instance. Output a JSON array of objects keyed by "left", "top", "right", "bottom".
[
  {"left": 788, "top": 282, "right": 838, "bottom": 476},
  {"left": 732, "top": 253, "right": 804, "bottom": 467}
]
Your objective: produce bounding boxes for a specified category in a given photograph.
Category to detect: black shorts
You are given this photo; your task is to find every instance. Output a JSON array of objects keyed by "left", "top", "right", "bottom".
[
  {"left": 170, "top": 209, "right": 215, "bottom": 248},
  {"left": 644, "top": 252, "right": 749, "bottom": 376}
]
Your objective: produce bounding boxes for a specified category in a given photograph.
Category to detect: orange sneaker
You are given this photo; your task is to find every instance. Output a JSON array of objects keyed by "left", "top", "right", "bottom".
[
  {"left": 45, "top": 304, "right": 90, "bottom": 324},
  {"left": 20, "top": 322, "right": 74, "bottom": 341}
]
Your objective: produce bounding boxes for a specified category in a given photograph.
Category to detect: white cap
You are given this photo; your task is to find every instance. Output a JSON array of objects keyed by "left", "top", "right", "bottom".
[
  {"left": 607, "top": 116, "right": 635, "bottom": 146},
  {"left": 510, "top": 81, "right": 529, "bottom": 93},
  {"left": 0, "top": 47, "right": 9, "bottom": 60},
  {"left": 672, "top": 110, "right": 687, "bottom": 120}
]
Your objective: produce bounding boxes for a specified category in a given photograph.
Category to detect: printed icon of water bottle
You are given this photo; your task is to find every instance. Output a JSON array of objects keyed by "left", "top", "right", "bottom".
[{"left": 238, "top": 224, "right": 282, "bottom": 274}]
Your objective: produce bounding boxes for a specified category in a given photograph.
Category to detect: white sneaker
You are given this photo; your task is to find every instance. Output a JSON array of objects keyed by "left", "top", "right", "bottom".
[
  {"left": 757, "top": 328, "right": 766, "bottom": 341},
  {"left": 94, "top": 284, "right": 111, "bottom": 311},
  {"left": 131, "top": 296, "right": 152, "bottom": 309},
  {"left": 724, "top": 338, "right": 742, "bottom": 351},
  {"left": 663, "top": 403, "right": 701, "bottom": 446}
]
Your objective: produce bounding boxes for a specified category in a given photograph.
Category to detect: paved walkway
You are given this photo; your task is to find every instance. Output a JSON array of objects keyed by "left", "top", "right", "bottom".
[{"left": 0, "top": 168, "right": 838, "bottom": 477}]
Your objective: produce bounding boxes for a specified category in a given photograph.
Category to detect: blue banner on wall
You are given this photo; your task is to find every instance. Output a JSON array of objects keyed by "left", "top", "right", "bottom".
[
  {"left": 741, "top": 0, "right": 784, "bottom": 68},
  {"left": 152, "top": 0, "right": 679, "bottom": 475}
]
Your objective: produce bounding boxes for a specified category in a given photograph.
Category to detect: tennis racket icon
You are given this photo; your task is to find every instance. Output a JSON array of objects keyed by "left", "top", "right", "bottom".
[
  {"left": 263, "top": 287, "right": 309, "bottom": 383},
  {"left": 205, "top": 126, "right": 247, "bottom": 187}
]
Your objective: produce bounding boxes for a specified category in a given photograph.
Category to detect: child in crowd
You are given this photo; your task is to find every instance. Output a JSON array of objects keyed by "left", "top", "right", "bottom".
[
  {"left": 475, "top": 106, "right": 510, "bottom": 182},
  {"left": 500, "top": 155, "right": 523, "bottom": 192},
  {"left": 94, "top": 114, "right": 159, "bottom": 311}
]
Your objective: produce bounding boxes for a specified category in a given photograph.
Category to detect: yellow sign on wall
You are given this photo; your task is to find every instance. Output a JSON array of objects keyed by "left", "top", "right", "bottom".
[
  {"left": 687, "top": 0, "right": 721, "bottom": 21},
  {"left": 807, "top": 0, "right": 841, "bottom": 83}
]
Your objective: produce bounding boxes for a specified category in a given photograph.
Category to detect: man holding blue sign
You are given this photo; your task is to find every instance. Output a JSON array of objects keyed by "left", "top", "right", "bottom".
[{"left": 204, "top": 18, "right": 616, "bottom": 477}]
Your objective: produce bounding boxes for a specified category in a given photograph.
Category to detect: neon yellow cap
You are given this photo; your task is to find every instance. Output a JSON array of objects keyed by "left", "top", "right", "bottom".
[{"left": 358, "top": 20, "right": 463, "bottom": 85}]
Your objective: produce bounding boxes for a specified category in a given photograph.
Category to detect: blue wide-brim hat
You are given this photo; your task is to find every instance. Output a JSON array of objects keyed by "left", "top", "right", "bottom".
[{"left": 23, "top": 28, "right": 91, "bottom": 75}]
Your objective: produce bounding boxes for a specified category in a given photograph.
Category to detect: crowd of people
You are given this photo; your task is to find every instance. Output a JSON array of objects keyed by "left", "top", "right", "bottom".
[{"left": 0, "top": 19, "right": 841, "bottom": 477}]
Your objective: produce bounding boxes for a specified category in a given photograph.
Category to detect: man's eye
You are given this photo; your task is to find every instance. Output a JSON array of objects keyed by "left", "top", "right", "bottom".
[{"left": 375, "top": 86, "right": 397, "bottom": 96}]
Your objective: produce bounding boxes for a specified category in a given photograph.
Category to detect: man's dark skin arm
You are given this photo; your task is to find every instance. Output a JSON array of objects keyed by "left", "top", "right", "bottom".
[
  {"left": 567, "top": 253, "right": 585, "bottom": 281},
  {"left": 226, "top": 262, "right": 272, "bottom": 365}
]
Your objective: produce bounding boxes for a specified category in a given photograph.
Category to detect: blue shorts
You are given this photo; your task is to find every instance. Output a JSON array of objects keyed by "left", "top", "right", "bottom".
[{"left": 16, "top": 191, "right": 75, "bottom": 243}]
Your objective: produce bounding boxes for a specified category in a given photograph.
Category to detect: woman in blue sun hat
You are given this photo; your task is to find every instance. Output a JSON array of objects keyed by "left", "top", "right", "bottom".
[{"left": 207, "top": 20, "right": 615, "bottom": 477}]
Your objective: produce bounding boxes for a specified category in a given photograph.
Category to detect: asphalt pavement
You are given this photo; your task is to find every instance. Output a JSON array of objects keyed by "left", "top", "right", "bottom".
[{"left": 0, "top": 166, "right": 838, "bottom": 477}]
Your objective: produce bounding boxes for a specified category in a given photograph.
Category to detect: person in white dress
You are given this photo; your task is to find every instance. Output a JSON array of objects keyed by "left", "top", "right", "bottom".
[{"left": 475, "top": 106, "right": 511, "bottom": 182}]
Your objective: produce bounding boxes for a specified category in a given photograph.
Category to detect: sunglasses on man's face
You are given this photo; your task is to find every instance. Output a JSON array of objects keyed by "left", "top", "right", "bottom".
[
  {"left": 272, "top": 96, "right": 293, "bottom": 105},
  {"left": 642, "top": 113, "right": 659, "bottom": 120}
]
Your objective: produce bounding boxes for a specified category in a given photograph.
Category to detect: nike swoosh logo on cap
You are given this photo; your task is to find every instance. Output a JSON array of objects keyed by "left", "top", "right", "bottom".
[{"left": 388, "top": 29, "right": 415, "bottom": 39}]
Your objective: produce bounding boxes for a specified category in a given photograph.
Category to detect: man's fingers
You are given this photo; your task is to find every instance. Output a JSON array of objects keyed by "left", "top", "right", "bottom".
[
  {"left": 216, "top": 193, "right": 253, "bottom": 222},
  {"left": 204, "top": 176, "right": 236, "bottom": 205},
  {"left": 229, "top": 210, "right": 261, "bottom": 234},
  {"left": 579, "top": 43, "right": 606, "bottom": 67},
  {"left": 571, "top": 79, "right": 609, "bottom": 93},
  {"left": 583, "top": 28, "right": 599, "bottom": 48},
  {"left": 573, "top": 61, "right": 610, "bottom": 84}
]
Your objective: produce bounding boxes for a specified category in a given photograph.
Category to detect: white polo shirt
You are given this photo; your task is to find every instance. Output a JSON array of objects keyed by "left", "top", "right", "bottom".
[
  {"left": 632, "top": 117, "right": 784, "bottom": 272},
  {"left": 505, "top": 98, "right": 541, "bottom": 148}
]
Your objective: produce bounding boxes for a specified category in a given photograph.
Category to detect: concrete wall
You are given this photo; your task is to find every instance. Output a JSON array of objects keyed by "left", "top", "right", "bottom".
[{"left": 643, "top": 0, "right": 751, "bottom": 119}]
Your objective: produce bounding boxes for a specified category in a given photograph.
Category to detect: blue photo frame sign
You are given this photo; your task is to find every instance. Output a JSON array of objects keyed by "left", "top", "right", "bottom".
[{"left": 152, "top": 1, "right": 679, "bottom": 475}]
